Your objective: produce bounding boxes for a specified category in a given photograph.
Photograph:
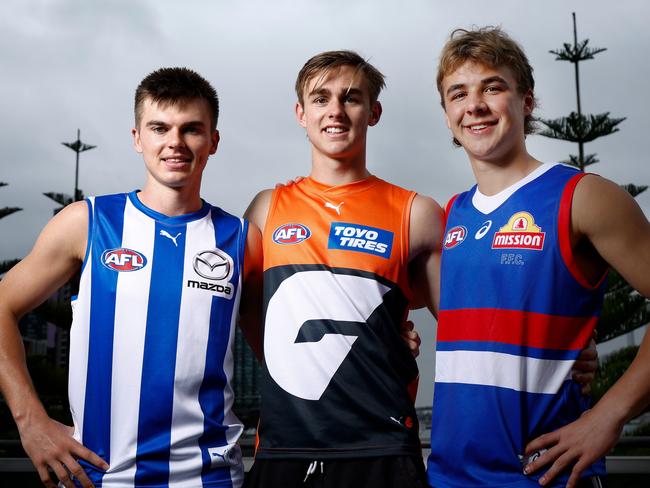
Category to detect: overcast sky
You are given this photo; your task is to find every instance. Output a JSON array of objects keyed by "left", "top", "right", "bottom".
[{"left": 1, "top": 0, "right": 648, "bottom": 405}]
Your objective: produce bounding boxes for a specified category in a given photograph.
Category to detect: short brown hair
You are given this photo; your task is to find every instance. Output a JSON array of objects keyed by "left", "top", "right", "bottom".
[
  {"left": 295, "top": 50, "right": 385, "bottom": 105},
  {"left": 134, "top": 67, "right": 219, "bottom": 129},
  {"left": 437, "top": 27, "right": 537, "bottom": 135}
]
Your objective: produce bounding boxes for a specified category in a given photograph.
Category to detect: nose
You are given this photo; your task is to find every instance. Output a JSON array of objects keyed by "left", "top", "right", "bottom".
[
  {"left": 327, "top": 99, "right": 345, "bottom": 119},
  {"left": 167, "top": 127, "right": 186, "bottom": 148},
  {"left": 466, "top": 91, "right": 488, "bottom": 114}
]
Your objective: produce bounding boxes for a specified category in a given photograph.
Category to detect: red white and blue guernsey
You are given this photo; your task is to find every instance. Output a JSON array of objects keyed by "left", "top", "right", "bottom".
[
  {"left": 427, "top": 163, "right": 607, "bottom": 487},
  {"left": 68, "top": 191, "right": 246, "bottom": 488}
]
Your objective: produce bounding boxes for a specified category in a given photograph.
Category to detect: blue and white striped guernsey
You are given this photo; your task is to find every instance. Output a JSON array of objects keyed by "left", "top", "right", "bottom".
[{"left": 68, "top": 191, "right": 246, "bottom": 488}]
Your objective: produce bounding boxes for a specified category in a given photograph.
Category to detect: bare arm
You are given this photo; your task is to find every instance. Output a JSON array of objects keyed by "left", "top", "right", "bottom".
[
  {"left": 408, "top": 194, "right": 445, "bottom": 317},
  {"left": 525, "top": 175, "right": 650, "bottom": 487},
  {"left": 238, "top": 221, "right": 263, "bottom": 361},
  {"left": 0, "top": 201, "right": 108, "bottom": 487},
  {"left": 237, "top": 189, "right": 273, "bottom": 361}
]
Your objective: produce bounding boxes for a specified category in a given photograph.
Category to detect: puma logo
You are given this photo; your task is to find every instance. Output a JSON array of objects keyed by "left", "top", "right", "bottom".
[
  {"left": 160, "top": 230, "right": 181, "bottom": 247},
  {"left": 324, "top": 201, "right": 344, "bottom": 215}
]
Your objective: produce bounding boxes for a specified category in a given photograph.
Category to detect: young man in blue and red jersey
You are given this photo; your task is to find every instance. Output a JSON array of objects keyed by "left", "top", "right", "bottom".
[{"left": 426, "top": 27, "right": 650, "bottom": 488}]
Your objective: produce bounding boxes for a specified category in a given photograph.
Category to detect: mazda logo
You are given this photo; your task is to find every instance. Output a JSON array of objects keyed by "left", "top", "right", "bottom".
[{"left": 193, "top": 249, "right": 233, "bottom": 281}]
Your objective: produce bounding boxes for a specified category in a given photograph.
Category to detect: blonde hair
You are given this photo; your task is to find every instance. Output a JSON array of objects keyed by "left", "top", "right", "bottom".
[
  {"left": 295, "top": 50, "right": 385, "bottom": 105},
  {"left": 437, "top": 27, "right": 537, "bottom": 135}
]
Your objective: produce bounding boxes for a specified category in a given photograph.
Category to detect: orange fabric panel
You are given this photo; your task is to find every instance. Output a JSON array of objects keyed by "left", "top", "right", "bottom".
[{"left": 263, "top": 176, "right": 415, "bottom": 297}]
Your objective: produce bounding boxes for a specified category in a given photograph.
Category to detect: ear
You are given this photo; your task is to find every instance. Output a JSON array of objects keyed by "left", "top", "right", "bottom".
[
  {"left": 132, "top": 127, "right": 143, "bottom": 154},
  {"left": 295, "top": 102, "right": 307, "bottom": 128},
  {"left": 368, "top": 101, "right": 382, "bottom": 127},
  {"left": 210, "top": 129, "right": 220, "bottom": 155},
  {"left": 523, "top": 89, "right": 534, "bottom": 116}
]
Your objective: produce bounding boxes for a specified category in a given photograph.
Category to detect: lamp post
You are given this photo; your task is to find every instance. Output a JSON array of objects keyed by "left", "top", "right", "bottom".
[{"left": 62, "top": 129, "right": 96, "bottom": 202}]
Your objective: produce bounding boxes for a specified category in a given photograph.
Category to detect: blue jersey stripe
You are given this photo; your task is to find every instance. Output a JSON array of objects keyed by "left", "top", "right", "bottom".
[
  {"left": 199, "top": 212, "right": 244, "bottom": 486},
  {"left": 83, "top": 193, "right": 127, "bottom": 485},
  {"left": 134, "top": 222, "right": 187, "bottom": 485},
  {"left": 436, "top": 340, "right": 581, "bottom": 361}
]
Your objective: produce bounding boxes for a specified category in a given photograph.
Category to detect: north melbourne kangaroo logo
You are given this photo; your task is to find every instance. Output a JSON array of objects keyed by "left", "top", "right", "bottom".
[
  {"left": 324, "top": 201, "right": 344, "bottom": 215},
  {"left": 160, "top": 230, "right": 182, "bottom": 247}
]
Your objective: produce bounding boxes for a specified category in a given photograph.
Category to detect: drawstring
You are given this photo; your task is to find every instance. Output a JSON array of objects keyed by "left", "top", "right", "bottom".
[{"left": 303, "top": 460, "right": 324, "bottom": 483}]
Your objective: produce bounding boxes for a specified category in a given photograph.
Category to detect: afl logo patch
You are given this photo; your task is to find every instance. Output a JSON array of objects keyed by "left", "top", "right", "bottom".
[
  {"left": 193, "top": 249, "right": 233, "bottom": 281},
  {"left": 272, "top": 223, "right": 311, "bottom": 245},
  {"left": 444, "top": 226, "right": 467, "bottom": 249},
  {"left": 101, "top": 248, "right": 147, "bottom": 272}
]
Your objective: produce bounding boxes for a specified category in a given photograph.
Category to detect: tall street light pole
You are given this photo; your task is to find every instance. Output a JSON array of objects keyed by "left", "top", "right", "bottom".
[{"left": 62, "top": 129, "right": 96, "bottom": 202}]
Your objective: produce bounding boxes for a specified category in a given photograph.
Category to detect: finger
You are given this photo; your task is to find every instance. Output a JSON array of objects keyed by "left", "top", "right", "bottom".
[
  {"left": 573, "top": 359, "right": 597, "bottom": 373},
  {"left": 538, "top": 451, "right": 575, "bottom": 486},
  {"left": 565, "top": 459, "right": 590, "bottom": 488},
  {"left": 525, "top": 432, "right": 558, "bottom": 456},
  {"left": 62, "top": 454, "right": 95, "bottom": 488},
  {"left": 571, "top": 372, "right": 594, "bottom": 385},
  {"left": 36, "top": 465, "right": 57, "bottom": 488},
  {"left": 580, "top": 382, "right": 592, "bottom": 395},
  {"left": 401, "top": 320, "right": 415, "bottom": 331},
  {"left": 51, "top": 461, "right": 75, "bottom": 488},
  {"left": 72, "top": 444, "right": 109, "bottom": 471}
]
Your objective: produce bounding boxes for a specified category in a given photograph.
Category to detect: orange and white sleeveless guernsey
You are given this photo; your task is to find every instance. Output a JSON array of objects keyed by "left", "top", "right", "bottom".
[{"left": 256, "top": 175, "right": 420, "bottom": 459}]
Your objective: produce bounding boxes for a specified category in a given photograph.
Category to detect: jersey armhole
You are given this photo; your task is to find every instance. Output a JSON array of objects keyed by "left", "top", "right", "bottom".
[
  {"left": 239, "top": 217, "right": 249, "bottom": 282},
  {"left": 262, "top": 187, "right": 282, "bottom": 244},
  {"left": 558, "top": 173, "right": 607, "bottom": 290},
  {"left": 401, "top": 191, "right": 418, "bottom": 301},
  {"left": 79, "top": 197, "right": 94, "bottom": 277},
  {"left": 443, "top": 194, "right": 460, "bottom": 231}
]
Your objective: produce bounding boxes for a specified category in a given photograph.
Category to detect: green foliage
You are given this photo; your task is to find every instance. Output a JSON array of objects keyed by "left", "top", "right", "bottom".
[
  {"left": 43, "top": 191, "right": 72, "bottom": 206},
  {"left": 0, "top": 258, "right": 20, "bottom": 274},
  {"left": 550, "top": 39, "right": 606, "bottom": 63},
  {"left": 598, "top": 270, "right": 650, "bottom": 343},
  {"left": 591, "top": 345, "right": 638, "bottom": 403},
  {"left": 538, "top": 112, "right": 625, "bottom": 144},
  {"left": 1, "top": 181, "right": 22, "bottom": 220},
  {"left": 621, "top": 184, "right": 649, "bottom": 198}
]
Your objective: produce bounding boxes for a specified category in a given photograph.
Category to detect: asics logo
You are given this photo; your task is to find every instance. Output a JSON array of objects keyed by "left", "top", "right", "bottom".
[{"left": 475, "top": 220, "right": 492, "bottom": 240}]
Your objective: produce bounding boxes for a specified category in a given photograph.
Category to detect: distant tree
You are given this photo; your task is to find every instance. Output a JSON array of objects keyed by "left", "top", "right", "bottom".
[
  {"left": 0, "top": 182, "right": 22, "bottom": 274},
  {"left": 539, "top": 13, "right": 649, "bottom": 342},
  {"left": 0, "top": 181, "right": 22, "bottom": 220}
]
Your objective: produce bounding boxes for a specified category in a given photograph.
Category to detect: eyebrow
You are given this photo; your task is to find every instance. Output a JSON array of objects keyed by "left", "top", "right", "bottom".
[
  {"left": 145, "top": 120, "right": 206, "bottom": 128},
  {"left": 445, "top": 75, "right": 510, "bottom": 97},
  {"left": 308, "top": 86, "right": 364, "bottom": 98}
]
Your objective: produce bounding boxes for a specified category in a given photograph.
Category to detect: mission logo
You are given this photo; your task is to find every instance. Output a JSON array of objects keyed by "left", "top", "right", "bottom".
[
  {"left": 492, "top": 211, "right": 546, "bottom": 251},
  {"left": 101, "top": 248, "right": 147, "bottom": 272},
  {"left": 272, "top": 223, "right": 311, "bottom": 245}
]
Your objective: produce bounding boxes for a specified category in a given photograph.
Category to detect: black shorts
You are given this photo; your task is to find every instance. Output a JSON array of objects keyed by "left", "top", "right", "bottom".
[{"left": 244, "top": 456, "right": 428, "bottom": 488}]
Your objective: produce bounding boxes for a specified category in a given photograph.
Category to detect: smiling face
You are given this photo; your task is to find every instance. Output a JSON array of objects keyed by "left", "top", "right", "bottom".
[
  {"left": 296, "top": 65, "right": 381, "bottom": 167},
  {"left": 441, "top": 61, "right": 534, "bottom": 167},
  {"left": 132, "top": 97, "right": 219, "bottom": 192}
]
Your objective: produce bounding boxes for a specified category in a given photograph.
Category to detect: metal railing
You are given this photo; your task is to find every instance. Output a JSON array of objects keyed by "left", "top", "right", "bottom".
[{"left": 2, "top": 438, "right": 649, "bottom": 474}]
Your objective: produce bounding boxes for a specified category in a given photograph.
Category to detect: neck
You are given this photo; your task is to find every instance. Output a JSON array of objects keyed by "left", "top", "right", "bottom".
[
  {"left": 469, "top": 148, "right": 542, "bottom": 196},
  {"left": 137, "top": 179, "right": 203, "bottom": 217},
  {"left": 309, "top": 150, "right": 370, "bottom": 186}
]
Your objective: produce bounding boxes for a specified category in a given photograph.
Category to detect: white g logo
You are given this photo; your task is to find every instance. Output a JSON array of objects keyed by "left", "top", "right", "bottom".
[{"left": 264, "top": 270, "right": 389, "bottom": 400}]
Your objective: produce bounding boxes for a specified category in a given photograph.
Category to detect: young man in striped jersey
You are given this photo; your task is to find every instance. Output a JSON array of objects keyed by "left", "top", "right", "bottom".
[
  {"left": 0, "top": 68, "right": 262, "bottom": 488},
  {"left": 426, "top": 27, "right": 650, "bottom": 488}
]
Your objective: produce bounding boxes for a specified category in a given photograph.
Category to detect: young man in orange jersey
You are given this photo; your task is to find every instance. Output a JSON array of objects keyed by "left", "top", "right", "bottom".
[
  {"left": 243, "top": 50, "right": 444, "bottom": 488},
  {"left": 427, "top": 27, "right": 650, "bottom": 488}
]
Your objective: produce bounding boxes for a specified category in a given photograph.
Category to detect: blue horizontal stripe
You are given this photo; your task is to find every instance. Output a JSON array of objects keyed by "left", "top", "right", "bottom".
[{"left": 436, "top": 340, "right": 581, "bottom": 361}]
